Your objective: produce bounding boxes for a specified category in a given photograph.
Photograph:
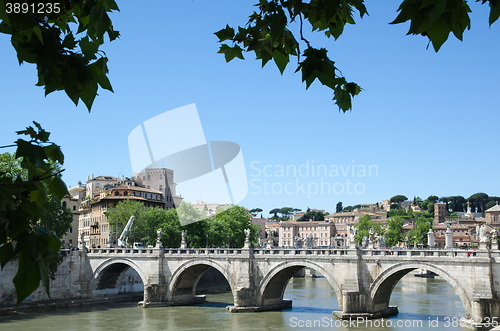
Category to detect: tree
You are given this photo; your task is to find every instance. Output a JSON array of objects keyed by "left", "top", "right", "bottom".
[
  {"left": 207, "top": 205, "right": 260, "bottom": 248},
  {"left": 440, "top": 196, "right": 450, "bottom": 211},
  {"left": 468, "top": 192, "right": 489, "bottom": 213},
  {"left": 414, "top": 196, "right": 423, "bottom": 206},
  {"left": 249, "top": 208, "right": 263, "bottom": 216},
  {"left": 449, "top": 195, "right": 466, "bottom": 212},
  {"left": 3, "top": 1, "right": 499, "bottom": 112},
  {"left": 390, "top": 203, "right": 400, "bottom": 210},
  {"left": 385, "top": 217, "right": 405, "bottom": 247},
  {"left": 269, "top": 208, "right": 280, "bottom": 220},
  {"left": 336, "top": 202, "right": 343, "bottom": 213},
  {"left": 353, "top": 214, "right": 372, "bottom": 245},
  {"left": 38, "top": 194, "right": 73, "bottom": 238},
  {"left": 390, "top": 195, "right": 408, "bottom": 205},
  {"left": 485, "top": 200, "right": 498, "bottom": 210},
  {"left": 312, "top": 211, "right": 324, "bottom": 222},
  {"left": 427, "top": 195, "right": 439, "bottom": 203},
  {"left": 0, "top": 123, "right": 69, "bottom": 306},
  {"left": 0, "top": 153, "right": 27, "bottom": 180},
  {"left": 279, "top": 207, "right": 295, "bottom": 220},
  {"left": 409, "top": 216, "right": 432, "bottom": 245},
  {"left": 107, "top": 199, "right": 147, "bottom": 245}
]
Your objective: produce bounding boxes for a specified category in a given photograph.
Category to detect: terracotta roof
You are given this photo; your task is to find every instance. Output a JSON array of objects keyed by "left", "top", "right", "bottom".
[
  {"left": 90, "top": 176, "right": 118, "bottom": 181},
  {"left": 486, "top": 204, "right": 500, "bottom": 213},
  {"left": 101, "top": 196, "right": 149, "bottom": 201}
]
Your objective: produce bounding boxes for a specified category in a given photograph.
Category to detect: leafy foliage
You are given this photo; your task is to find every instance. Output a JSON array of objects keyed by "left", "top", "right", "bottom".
[
  {"left": 215, "top": 0, "right": 499, "bottom": 111},
  {"left": 336, "top": 201, "right": 343, "bottom": 213},
  {"left": 106, "top": 201, "right": 260, "bottom": 249},
  {"left": 0, "top": 0, "right": 120, "bottom": 111},
  {"left": 409, "top": 215, "right": 432, "bottom": 244},
  {"left": 390, "top": 195, "right": 408, "bottom": 205},
  {"left": 353, "top": 213, "right": 371, "bottom": 245},
  {"left": 249, "top": 208, "right": 263, "bottom": 216},
  {"left": 385, "top": 217, "right": 405, "bottom": 247},
  {"left": 297, "top": 209, "right": 324, "bottom": 222},
  {"left": 0, "top": 122, "right": 69, "bottom": 306},
  {"left": 2, "top": 1, "right": 498, "bottom": 111}
]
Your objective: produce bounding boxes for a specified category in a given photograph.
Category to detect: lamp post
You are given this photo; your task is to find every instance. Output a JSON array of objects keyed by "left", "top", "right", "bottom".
[
  {"left": 206, "top": 234, "right": 208, "bottom": 249},
  {"left": 227, "top": 234, "right": 230, "bottom": 248}
]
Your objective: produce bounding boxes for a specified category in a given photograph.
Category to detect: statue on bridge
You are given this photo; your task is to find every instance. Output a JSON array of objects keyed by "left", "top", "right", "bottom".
[
  {"left": 491, "top": 228, "right": 498, "bottom": 241},
  {"left": 349, "top": 226, "right": 357, "bottom": 242},
  {"left": 244, "top": 228, "right": 251, "bottom": 248},
  {"left": 368, "top": 228, "right": 375, "bottom": 242},
  {"left": 266, "top": 229, "right": 274, "bottom": 248},
  {"left": 180, "top": 230, "right": 187, "bottom": 249},
  {"left": 304, "top": 235, "right": 314, "bottom": 249},
  {"left": 362, "top": 236, "right": 369, "bottom": 248},
  {"left": 294, "top": 235, "right": 303, "bottom": 248},
  {"left": 377, "top": 235, "right": 386, "bottom": 249},
  {"left": 156, "top": 228, "right": 163, "bottom": 248},
  {"left": 478, "top": 224, "right": 488, "bottom": 243}
]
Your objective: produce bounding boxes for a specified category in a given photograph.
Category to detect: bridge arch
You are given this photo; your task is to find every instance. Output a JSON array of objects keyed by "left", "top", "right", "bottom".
[
  {"left": 167, "top": 259, "right": 233, "bottom": 303},
  {"left": 89, "top": 258, "right": 147, "bottom": 293},
  {"left": 369, "top": 262, "right": 472, "bottom": 318},
  {"left": 258, "top": 261, "right": 342, "bottom": 309}
]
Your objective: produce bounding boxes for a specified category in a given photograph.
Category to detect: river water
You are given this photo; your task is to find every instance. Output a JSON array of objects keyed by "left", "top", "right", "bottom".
[{"left": 0, "top": 274, "right": 467, "bottom": 331}]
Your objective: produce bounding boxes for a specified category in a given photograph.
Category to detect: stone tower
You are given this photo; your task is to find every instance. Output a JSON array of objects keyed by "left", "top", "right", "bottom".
[{"left": 434, "top": 202, "right": 446, "bottom": 224}]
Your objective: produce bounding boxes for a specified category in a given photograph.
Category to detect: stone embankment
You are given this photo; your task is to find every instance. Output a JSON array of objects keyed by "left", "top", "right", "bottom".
[{"left": 0, "top": 293, "right": 142, "bottom": 316}]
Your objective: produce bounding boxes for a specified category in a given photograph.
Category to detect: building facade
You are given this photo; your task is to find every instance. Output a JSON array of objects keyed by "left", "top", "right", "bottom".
[
  {"left": 78, "top": 174, "right": 168, "bottom": 248},
  {"left": 60, "top": 183, "right": 86, "bottom": 248}
]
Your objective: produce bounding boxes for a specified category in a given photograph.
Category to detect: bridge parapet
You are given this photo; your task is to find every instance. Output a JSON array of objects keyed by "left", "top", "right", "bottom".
[{"left": 86, "top": 247, "right": 496, "bottom": 259}]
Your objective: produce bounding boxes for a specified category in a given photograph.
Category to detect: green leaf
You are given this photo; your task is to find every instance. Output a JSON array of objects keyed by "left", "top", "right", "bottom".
[
  {"left": 96, "top": 7, "right": 111, "bottom": 38},
  {"left": 63, "top": 33, "right": 77, "bottom": 49},
  {"left": 79, "top": 36, "right": 101, "bottom": 58},
  {"left": 13, "top": 251, "right": 41, "bottom": 306},
  {"left": 488, "top": 0, "right": 500, "bottom": 25},
  {"left": 15, "top": 140, "right": 45, "bottom": 167},
  {"left": 214, "top": 24, "right": 235, "bottom": 42},
  {"left": 217, "top": 44, "right": 244, "bottom": 62},
  {"left": 44, "top": 144, "right": 64, "bottom": 164},
  {"left": 273, "top": 49, "right": 289, "bottom": 74},
  {"left": 0, "top": 242, "right": 15, "bottom": 269},
  {"left": 47, "top": 177, "right": 69, "bottom": 200},
  {"left": 31, "top": 189, "right": 48, "bottom": 206}
]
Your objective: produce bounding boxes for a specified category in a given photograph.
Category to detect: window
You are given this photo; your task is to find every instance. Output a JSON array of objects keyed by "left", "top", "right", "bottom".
[
  {"left": 160, "top": 175, "right": 163, "bottom": 180},
  {"left": 159, "top": 185, "right": 163, "bottom": 191},
  {"left": 148, "top": 175, "right": 150, "bottom": 180},
  {"left": 143, "top": 176, "right": 145, "bottom": 180},
  {"left": 69, "top": 227, "right": 73, "bottom": 234},
  {"left": 124, "top": 191, "right": 128, "bottom": 196},
  {"left": 69, "top": 239, "right": 73, "bottom": 246},
  {"left": 96, "top": 183, "right": 100, "bottom": 188},
  {"left": 73, "top": 206, "right": 76, "bottom": 210},
  {"left": 62, "top": 201, "right": 67, "bottom": 208}
]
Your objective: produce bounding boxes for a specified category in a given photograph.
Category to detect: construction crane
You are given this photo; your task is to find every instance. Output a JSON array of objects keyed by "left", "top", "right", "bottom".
[{"left": 118, "top": 215, "right": 135, "bottom": 247}]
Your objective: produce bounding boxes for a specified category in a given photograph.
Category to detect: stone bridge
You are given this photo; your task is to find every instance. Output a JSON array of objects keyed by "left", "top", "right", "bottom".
[{"left": 80, "top": 245, "right": 500, "bottom": 329}]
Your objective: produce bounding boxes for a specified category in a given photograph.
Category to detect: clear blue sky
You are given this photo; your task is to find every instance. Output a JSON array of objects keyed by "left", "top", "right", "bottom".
[{"left": 1, "top": 1, "right": 499, "bottom": 216}]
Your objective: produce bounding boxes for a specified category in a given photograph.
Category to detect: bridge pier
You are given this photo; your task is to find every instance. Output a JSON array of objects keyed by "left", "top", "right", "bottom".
[
  {"left": 332, "top": 291, "right": 398, "bottom": 320},
  {"left": 459, "top": 300, "right": 500, "bottom": 330}
]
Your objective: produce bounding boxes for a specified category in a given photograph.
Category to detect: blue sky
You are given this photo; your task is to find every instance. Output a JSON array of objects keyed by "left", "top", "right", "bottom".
[{"left": 1, "top": 1, "right": 499, "bottom": 216}]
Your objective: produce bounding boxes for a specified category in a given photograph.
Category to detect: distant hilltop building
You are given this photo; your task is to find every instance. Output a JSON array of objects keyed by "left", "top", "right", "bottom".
[{"left": 192, "top": 200, "right": 222, "bottom": 217}]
